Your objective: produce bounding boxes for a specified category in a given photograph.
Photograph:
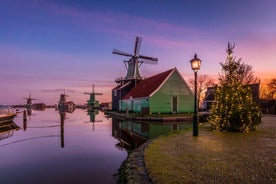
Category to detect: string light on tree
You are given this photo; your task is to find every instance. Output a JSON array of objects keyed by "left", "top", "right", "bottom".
[{"left": 208, "top": 42, "right": 262, "bottom": 132}]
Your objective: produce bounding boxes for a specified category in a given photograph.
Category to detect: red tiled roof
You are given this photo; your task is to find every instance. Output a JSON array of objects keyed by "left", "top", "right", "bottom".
[{"left": 123, "top": 68, "right": 175, "bottom": 99}]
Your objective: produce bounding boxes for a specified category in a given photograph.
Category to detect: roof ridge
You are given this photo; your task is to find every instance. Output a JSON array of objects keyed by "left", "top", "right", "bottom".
[
  {"left": 144, "top": 68, "right": 175, "bottom": 80},
  {"left": 122, "top": 68, "right": 175, "bottom": 99}
]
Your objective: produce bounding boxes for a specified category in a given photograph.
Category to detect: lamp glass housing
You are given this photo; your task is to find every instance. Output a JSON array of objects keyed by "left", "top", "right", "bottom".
[{"left": 190, "top": 54, "right": 201, "bottom": 72}]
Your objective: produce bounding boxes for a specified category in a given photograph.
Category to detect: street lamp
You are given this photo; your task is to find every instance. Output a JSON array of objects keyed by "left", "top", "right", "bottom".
[{"left": 190, "top": 53, "right": 201, "bottom": 136}]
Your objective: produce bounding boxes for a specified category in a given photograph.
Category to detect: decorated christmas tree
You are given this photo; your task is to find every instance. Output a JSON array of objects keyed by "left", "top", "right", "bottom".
[{"left": 208, "top": 42, "right": 262, "bottom": 132}]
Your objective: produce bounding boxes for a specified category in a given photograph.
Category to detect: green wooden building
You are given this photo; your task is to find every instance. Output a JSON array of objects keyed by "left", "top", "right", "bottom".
[{"left": 120, "top": 68, "right": 194, "bottom": 114}]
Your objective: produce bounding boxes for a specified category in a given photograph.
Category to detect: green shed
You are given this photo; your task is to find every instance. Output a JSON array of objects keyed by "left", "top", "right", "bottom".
[{"left": 120, "top": 68, "right": 194, "bottom": 114}]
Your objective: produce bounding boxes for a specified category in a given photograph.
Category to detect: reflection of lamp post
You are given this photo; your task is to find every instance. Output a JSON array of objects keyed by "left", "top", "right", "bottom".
[{"left": 190, "top": 53, "right": 201, "bottom": 136}]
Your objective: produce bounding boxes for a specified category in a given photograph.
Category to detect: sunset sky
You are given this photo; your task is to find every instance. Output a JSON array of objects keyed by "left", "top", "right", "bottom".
[{"left": 1, "top": 0, "right": 275, "bottom": 105}]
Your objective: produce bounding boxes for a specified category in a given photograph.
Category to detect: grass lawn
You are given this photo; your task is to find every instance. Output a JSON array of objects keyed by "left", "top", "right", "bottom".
[{"left": 144, "top": 115, "right": 276, "bottom": 183}]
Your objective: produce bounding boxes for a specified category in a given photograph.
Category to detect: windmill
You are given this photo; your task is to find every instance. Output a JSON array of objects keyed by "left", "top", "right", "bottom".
[
  {"left": 24, "top": 94, "right": 36, "bottom": 108},
  {"left": 59, "top": 89, "right": 68, "bottom": 104},
  {"left": 112, "top": 36, "right": 158, "bottom": 83},
  {"left": 84, "top": 84, "right": 103, "bottom": 109},
  {"left": 58, "top": 89, "right": 76, "bottom": 112}
]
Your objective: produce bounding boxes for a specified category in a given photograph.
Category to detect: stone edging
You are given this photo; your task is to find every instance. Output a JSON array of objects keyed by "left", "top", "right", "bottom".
[
  {"left": 117, "top": 141, "right": 154, "bottom": 184},
  {"left": 105, "top": 111, "right": 192, "bottom": 123}
]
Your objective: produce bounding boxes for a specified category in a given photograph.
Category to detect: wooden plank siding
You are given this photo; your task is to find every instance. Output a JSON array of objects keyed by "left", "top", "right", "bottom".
[
  {"left": 121, "top": 97, "right": 149, "bottom": 112},
  {"left": 149, "top": 71, "right": 193, "bottom": 113}
]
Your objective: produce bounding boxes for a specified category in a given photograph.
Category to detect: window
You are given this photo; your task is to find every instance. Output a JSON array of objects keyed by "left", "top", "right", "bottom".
[{"left": 114, "top": 90, "right": 117, "bottom": 96}]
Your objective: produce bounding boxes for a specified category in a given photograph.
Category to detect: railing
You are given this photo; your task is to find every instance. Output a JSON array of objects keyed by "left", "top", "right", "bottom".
[{"left": 115, "top": 76, "right": 145, "bottom": 83}]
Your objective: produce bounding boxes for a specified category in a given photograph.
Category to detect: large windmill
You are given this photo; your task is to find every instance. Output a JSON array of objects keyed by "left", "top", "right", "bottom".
[
  {"left": 24, "top": 94, "right": 36, "bottom": 108},
  {"left": 112, "top": 36, "right": 158, "bottom": 83}
]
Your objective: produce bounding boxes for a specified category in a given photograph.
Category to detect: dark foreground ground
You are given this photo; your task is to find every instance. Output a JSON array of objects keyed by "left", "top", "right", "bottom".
[{"left": 143, "top": 115, "right": 276, "bottom": 184}]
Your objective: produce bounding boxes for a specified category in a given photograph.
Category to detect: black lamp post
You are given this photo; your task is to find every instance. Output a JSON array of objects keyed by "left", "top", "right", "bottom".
[{"left": 190, "top": 53, "right": 201, "bottom": 136}]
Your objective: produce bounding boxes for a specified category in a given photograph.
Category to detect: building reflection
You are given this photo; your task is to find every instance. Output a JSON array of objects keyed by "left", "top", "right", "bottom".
[
  {"left": 112, "top": 118, "right": 192, "bottom": 151},
  {"left": 0, "top": 121, "right": 20, "bottom": 141},
  {"left": 112, "top": 118, "right": 147, "bottom": 152}
]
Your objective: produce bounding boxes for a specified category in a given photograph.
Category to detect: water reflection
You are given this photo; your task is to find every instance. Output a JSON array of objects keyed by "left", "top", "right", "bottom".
[
  {"left": 112, "top": 118, "right": 192, "bottom": 151},
  {"left": 0, "top": 109, "right": 127, "bottom": 184},
  {"left": 26, "top": 107, "right": 33, "bottom": 116},
  {"left": 112, "top": 118, "right": 148, "bottom": 152},
  {"left": 3, "top": 109, "right": 105, "bottom": 149},
  {"left": 25, "top": 106, "right": 46, "bottom": 120},
  {"left": 9, "top": 108, "right": 66, "bottom": 148},
  {"left": 0, "top": 108, "right": 192, "bottom": 183},
  {"left": 84, "top": 109, "right": 103, "bottom": 131},
  {"left": 0, "top": 121, "right": 20, "bottom": 141},
  {"left": 88, "top": 109, "right": 98, "bottom": 123},
  {"left": 59, "top": 110, "right": 65, "bottom": 148}
]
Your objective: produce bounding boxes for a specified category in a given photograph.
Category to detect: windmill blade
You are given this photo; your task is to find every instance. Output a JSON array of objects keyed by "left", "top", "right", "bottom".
[
  {"left": 134, "top": 37, "right": 142, "bottom": 56},
  {"left": 139, "top": 54, "right": 158, "bottom": 61},
  {"left": 138, "top": 58, "right": 158, "bottom": 64},
  {"left": 112, "top": 48, "right": 133, "bottom": 57},
  {"left": 94, "top": 93, "right": 103, "bottom": 95}
]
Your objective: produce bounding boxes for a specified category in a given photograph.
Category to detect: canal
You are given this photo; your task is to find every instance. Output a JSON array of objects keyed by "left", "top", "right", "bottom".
[{"left": 0, "top": 108, "right": 191, "bottom": 184}]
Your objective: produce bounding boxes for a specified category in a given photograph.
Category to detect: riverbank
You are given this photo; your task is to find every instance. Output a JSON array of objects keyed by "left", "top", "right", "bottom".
[
  {"left": 105, "top": 111, "right": 193, "bottom": 123},
  {"left": 120, "top": 115, "right": 276, "bottom": 183},
  {"left": 116, "top": 141, "right": 153, "bottom": 184}
]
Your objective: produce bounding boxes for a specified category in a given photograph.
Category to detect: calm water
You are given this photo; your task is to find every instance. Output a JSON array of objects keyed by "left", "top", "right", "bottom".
[
  {"left": 0, "top": 108, "right": 192, "bottom": 184},
  {"left": 0, "top": 108, "right": 127, "bottom": 184}
]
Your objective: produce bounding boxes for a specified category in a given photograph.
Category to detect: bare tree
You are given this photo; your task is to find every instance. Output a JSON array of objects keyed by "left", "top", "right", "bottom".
[
  {"left": 237, "top": 60, "right": 259, "bottom": 84},
  {"left": 260, "top": 78, "right": 276, "bottom": 100},
  {"left": 189, "top": 74, "right": 215, "bottom": 108},
  {"left": 268, "top": 78, "right": 276, "bottom": 99}
]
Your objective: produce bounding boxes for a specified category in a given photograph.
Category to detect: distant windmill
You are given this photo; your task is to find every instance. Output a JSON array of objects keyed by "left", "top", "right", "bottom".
[
  {"left": 59, "top": 89, "right": 68, "bottom": 103},
  {"left": 24, "top": 94, "right": 36, "bottom": 107},
  {"left": 84, "top": 84, "right": 102, "bottom": 109},
  {"left": 112, "top": 36, "right": 158, "bottom": 82}
]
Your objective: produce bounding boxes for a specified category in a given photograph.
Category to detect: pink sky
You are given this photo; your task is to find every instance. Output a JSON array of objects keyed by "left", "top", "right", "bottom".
[{"left": 0, "top": 0, "right": 275, "bottom": 105}]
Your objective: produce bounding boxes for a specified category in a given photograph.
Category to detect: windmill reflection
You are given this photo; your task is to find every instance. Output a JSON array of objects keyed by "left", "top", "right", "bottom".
[
  {"left": 85, "top": 109, "right": 102, "bottom": 131},
  {"left": 24, "top": 106, "right": 46, "bottom": 121},
  {"left": 20, "top": 109, "right": 67, "bottom": 148},
  {"left": 23, "top": 94, "right": 46, "bottom": 120},
  {"left": 59, "top": 110, "right": 66, "bottom": 148}
]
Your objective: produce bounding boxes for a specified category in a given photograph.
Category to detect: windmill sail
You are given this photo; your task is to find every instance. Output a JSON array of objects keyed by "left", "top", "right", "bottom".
[
  {"left": 112, "top": 49, "right": 132, "bottom": 57},
  {"left": 134, "top": 37, "right": 142, "bottom": 55},
  {"left": 112, "top": 36, "right": 158, "bottom": 81},
  {"left": 24, "top": 94, "right": 36, "bottom": 107}
]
